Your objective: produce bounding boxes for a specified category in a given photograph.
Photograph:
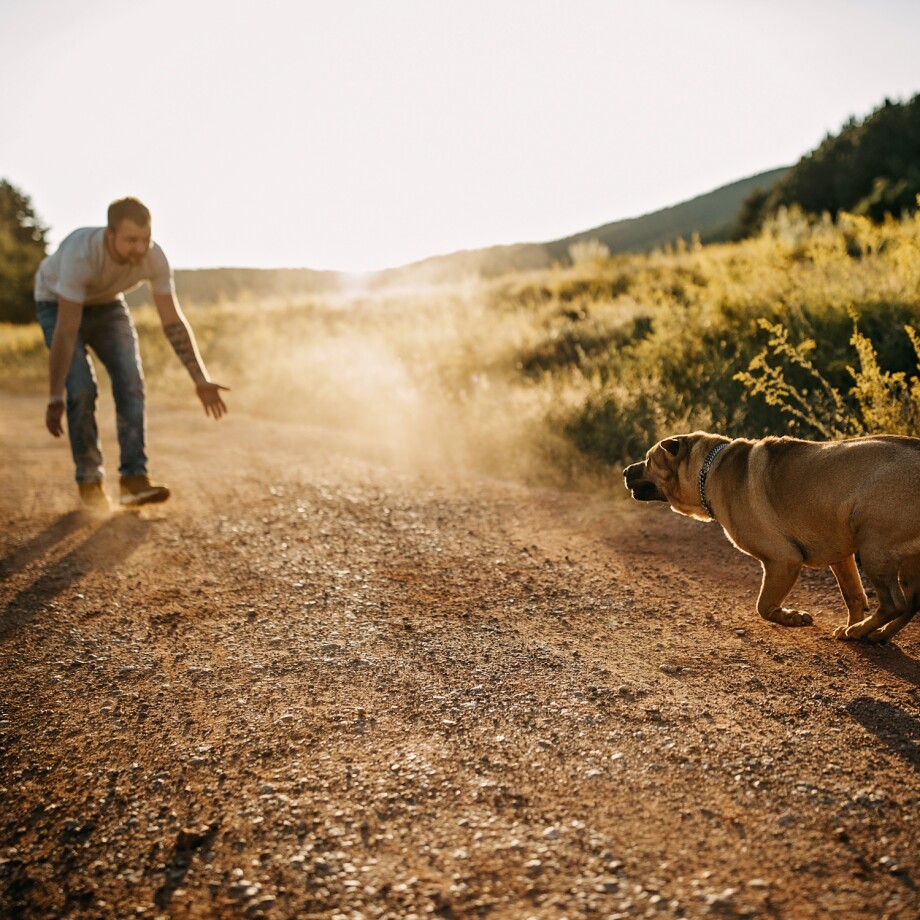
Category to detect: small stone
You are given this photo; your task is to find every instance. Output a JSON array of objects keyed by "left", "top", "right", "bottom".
[
  {"left": 853, "top": 789, "right": 887, "bottom": 807},
  {"left": 705, "top": 888, "right": 738, "bottom": 909},
  {"left": 542, "top": 826, "right": 560, "bottom": 840}
]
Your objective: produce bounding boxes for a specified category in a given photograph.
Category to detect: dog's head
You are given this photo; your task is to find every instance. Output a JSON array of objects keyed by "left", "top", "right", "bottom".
[{"left": 623, "top": 432, "right": 728, "bottom": 520}]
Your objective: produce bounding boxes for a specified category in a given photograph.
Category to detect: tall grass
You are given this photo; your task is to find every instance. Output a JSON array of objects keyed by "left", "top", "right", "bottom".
[{"left": 3, "top": 206, "right": 920, "bottom": 483}]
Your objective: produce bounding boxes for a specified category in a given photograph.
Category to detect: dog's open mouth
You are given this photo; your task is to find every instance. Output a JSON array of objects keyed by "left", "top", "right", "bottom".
[
  {"left": 623, "top": 462, "right": 666, "bottom": 502},
  {"left": 628, "top": 480, "right": 666, "bottom": 502}
]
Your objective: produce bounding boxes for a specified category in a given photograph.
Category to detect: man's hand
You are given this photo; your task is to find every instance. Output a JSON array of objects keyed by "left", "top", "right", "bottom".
[
  {"left": 46, "top": 399, "right": 65, "bottom": 437},
  {"left": 196, "top": 381, "right": 230, "bottom": 419}
]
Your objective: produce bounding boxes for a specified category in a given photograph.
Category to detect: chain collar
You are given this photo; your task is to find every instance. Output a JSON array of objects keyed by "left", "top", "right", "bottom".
[{"left": 699, "top": 442, "right": 728, "bottom": 520}]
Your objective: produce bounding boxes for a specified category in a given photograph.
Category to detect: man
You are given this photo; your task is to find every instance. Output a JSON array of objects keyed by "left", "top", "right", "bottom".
[{"left": 35, "top": 197, "right": 228, "bottom": 511}]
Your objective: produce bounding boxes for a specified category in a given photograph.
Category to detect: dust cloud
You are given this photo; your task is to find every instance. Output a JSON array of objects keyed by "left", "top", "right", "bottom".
[{"left": 201, "top": 284, "right": 574, "bottom": 483}]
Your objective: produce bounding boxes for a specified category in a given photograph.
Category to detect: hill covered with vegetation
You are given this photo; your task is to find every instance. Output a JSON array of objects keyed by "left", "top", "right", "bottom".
[{"left": 737, "top": 94, "right": 920, "bottom": 237}]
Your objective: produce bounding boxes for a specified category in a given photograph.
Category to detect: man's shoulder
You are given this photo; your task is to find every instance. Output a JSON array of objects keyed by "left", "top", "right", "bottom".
[
  {"left": 147, "top": 240, "right": 172, "bottom": 271},
  {"left": 56, "top": 227, "right": 106, "bottom": 256}
]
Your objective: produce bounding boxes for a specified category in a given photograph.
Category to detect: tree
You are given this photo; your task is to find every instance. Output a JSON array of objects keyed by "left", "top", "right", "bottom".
[
  {"left": 0, "top": 180, "right": 48, "bottom": 324},
  {"left": 733, "top": 186, "right": 770, "bottom": 240},
  {"left": 735, "top": 94, "right": 920, "bottom": 237}
]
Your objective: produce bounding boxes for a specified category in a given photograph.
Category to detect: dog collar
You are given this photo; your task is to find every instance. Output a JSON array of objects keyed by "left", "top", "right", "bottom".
[{"left": 699, "top": 442, "right": 728, "bottom": 520}]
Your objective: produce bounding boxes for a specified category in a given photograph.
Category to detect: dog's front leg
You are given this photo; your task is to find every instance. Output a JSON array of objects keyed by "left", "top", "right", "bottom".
[
  {"left": 756, "top": 560, "right": 812, "bottom": 626},
  {"left": 829, "top": 555, "right": 870, "bottom": 630}
]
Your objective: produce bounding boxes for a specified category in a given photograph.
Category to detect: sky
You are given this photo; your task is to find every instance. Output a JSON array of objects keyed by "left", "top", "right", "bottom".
[{"left": 2, "top": 0, "right": 919, "bottom": 273}]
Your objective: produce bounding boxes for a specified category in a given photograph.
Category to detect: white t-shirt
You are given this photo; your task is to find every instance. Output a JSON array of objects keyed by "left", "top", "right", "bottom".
[{"left": 34, "top": 227, "right": 175, "bottom": 305}]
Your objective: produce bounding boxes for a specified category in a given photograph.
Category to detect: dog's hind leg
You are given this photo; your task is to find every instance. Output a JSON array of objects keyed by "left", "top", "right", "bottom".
[
  {"left": 837, "top": 552, "right": 909, "bottom": 640},
  {"left": 868, "top": 555, "right": 920, "bottom": 642},
  {"left": 829, "top": 555, "right": 870, "bottom": 630},
  {"left": 868, "top": 610, "right": 917, "bottom": 642},
  {"left": 756, "top": 560, "right": 812, "bottom": 626}
]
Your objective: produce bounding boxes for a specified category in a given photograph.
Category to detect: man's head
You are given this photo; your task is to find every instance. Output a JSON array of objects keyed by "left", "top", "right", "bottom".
[{"left": 105, "top": 197, "right": 152, "bottom": 266}]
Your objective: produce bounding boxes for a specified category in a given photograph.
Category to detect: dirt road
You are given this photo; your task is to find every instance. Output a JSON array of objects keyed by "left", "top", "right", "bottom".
[{"left": 2, "top": 393, "right": 919, "bottom": 919}]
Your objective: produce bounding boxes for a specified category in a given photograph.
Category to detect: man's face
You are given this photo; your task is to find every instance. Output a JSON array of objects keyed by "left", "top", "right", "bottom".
[{"left": 106, "top": 219, "right": 151, "bottom": 266}]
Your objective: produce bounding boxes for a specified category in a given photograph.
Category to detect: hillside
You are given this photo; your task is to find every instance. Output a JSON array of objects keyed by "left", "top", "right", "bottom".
[
  {"left": 125, "top": 167, "right": 788, "bottom": 305},
  {"left": 547, "top": 167, "right": 790, "bottom": 257},
  {"left": 370, "top": 167, "right": 789, "bottom": 287}
]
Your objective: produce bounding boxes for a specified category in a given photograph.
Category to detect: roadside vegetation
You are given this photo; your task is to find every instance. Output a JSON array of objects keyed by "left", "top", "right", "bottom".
[{"left": 4, "top": 205, "right": 920, "bottom": 485}]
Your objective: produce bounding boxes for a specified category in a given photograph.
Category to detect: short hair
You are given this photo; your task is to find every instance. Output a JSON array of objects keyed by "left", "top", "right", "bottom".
[{"left": 107, "top": 197, "right": 151, "bottom": 231}]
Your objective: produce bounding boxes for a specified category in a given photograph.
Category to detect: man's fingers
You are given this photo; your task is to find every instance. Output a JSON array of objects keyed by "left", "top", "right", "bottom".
[
  {"left": 203, "top": 399, "right": 226, "bottom": 420},
  {"left": 46, "top": 406, "right": 65, "bottom": 437}
]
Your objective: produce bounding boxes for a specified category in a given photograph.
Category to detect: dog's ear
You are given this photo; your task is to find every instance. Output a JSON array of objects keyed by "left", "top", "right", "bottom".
[{"left": 661, "top": 437, "right": 682, "bottom": 456}]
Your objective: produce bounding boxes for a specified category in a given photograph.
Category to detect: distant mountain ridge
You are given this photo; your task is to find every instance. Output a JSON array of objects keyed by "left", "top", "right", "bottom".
[
  {"left": 130, "top": 166, "right": 789, "bottom": 306},
  {"left": 370, "top": 166, "right": 789, "bottom": 286},
  {"left": 548, "top": 166, "right": 791, "bottom": 257}
]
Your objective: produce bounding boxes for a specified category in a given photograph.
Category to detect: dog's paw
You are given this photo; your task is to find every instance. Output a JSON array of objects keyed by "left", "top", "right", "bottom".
[
  {"left": 865, "top": 632, "right": 891, "bottom": 645},
  {"left": 775, "top": 608, "right": 813, "bottom": 627},
  {"left": 835, "top": 619, "right": 882, "bottom": 641}
]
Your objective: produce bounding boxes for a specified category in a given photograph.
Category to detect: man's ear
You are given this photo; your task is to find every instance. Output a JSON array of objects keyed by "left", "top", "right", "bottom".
[{"left": 661, "top": 437, "right": 682, "bottom": 456}]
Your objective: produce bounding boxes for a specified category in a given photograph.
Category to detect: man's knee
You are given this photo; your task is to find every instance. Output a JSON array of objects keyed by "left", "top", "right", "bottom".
[
  {"left": 115, "top": 370, "right": 146, "bottom": 403},
  {"left": 67, "top": 380, "right": 97, "bottom": 411}
]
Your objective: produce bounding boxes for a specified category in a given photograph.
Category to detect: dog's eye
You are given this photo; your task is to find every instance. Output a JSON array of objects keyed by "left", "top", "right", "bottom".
[{"left": 662, "top": 438, "right": 681, "bottom": 456}]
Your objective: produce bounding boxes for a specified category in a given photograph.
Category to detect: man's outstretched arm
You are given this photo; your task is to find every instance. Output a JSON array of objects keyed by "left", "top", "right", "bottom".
[{"left": 154, "top": 293, "right": 229, "bottom": 419}]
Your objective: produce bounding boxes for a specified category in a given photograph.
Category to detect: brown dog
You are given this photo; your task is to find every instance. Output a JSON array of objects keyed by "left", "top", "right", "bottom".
[{"left": 623, "top": 432, "right": 920, "bottom": 642}]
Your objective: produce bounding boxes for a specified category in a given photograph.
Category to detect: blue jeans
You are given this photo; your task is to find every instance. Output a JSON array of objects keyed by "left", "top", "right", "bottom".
[{"left": 36, "top": 300, "right": 148, "bottom": 484}]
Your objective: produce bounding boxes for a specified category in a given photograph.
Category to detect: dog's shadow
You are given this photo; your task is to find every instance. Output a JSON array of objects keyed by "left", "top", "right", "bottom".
[
  {"left": 846, "top": 691, "right": 920, "bottom": 775},
  {"left": 849, "top": 641, "right": 920, "bottom": 686}
]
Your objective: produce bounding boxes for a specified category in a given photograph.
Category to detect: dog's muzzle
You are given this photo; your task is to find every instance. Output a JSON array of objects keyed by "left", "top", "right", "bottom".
[{"left": 623, "top": 461, "right": 666, "bottom": 502}]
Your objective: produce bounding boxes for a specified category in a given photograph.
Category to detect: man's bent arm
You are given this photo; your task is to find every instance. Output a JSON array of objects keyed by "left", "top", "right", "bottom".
[
  {"left": 154, "top": 293, "right": 229, "bottom": 419},
  {"left": 154, "top": 292, "right": 209, "bottom": 384}
]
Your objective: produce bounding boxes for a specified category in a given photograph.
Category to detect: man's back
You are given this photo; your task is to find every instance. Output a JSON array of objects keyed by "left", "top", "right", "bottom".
[{"left": 35, "top": 226, "right": 173, "bottom": 305}]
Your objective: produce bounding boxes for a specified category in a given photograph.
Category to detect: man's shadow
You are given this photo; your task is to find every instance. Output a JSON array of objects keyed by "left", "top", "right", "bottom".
[
  {"left": 0, "top": 511, "right": 87, "bottom": 580},
  {"left": 1, "top": 512, "right": 150, "bottom": 640}
]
